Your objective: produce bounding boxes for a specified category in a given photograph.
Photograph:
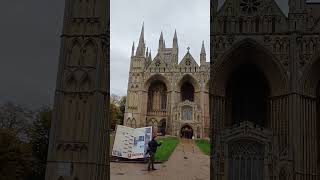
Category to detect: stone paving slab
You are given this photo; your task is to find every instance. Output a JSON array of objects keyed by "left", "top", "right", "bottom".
[{"left": 111, "top": 139, "right": 210, "bottom": 180}]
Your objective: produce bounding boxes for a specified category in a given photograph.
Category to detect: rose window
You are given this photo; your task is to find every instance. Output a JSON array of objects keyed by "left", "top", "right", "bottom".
[{"left": 240, "top": 0, "right": 261, "bottom": 14}]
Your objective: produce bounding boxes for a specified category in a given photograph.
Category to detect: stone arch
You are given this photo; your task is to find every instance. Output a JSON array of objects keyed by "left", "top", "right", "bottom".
[
  {"left": 158, "top": 119, "right": 166, "bottom": 136},
  {"left": 126, "top": 118, "right": 131, "bottom": 127},
  {"left": 211, "top": 38, "right": 288, "bottom": 97},
  {"left": 82, "top": 40, "right": 97, "bottom": 67},
  {"left": 180, "top": 123, "right": 193, "bottom": 139},
  {"left": 69, "top": 40, "right": 82, "bottom": 66},
  {"left": 146, "top": 77, "right": 168, "bottom": 113},
  {"left": 177, "top": 74, "right": 200, "bottom": 92},
  {"left": 144, "top": 74, "right": 171, "bottom": 91},
  {"left": 131, "top": 118, "right": 137, "bottom": 128}
]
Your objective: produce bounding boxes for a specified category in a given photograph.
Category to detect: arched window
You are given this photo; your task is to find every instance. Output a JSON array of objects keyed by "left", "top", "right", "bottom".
[
  {"left": 226, "top": 64, "right": 270, "bottom": 127},
  {"left": 181, "top": 106, "right": 193, "bottom": 120},
  {"left": 181, "top": 82, "right": 195, "bottom": 102},
  {"left": 147, "top": 81, "right": 167, "bottom": 112}
]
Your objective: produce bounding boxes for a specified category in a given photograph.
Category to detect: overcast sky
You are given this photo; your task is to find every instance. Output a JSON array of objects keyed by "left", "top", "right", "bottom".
[{"left": 1, "top": 0, "right": 319, "bottom": 109}]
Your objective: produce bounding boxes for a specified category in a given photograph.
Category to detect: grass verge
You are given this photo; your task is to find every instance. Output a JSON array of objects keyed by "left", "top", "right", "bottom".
[
  {"left": 195, "top": 139, "right": 210, "bottom": 156},
  {"left": 155, "top": 137, "right": 179, "bottom": 162}
]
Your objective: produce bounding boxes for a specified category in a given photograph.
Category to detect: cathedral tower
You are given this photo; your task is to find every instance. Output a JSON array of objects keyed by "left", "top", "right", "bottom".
[{"left": 45, "top": 0, "right": 109, "bottom": 180}]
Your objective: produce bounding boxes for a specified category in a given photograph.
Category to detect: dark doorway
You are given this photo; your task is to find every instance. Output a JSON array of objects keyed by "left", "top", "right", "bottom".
[
  {"left": 158, "top": 119, "right": 166, "bottom": 136},
  {"left": 226, "top": 63, "right": 270, "bottom": 127},
  {"left": 180, "top": 125, "right": 193, "bottom": 139},
  {"left": 181, "top": 82, "right": 195, "bottom": 102}
]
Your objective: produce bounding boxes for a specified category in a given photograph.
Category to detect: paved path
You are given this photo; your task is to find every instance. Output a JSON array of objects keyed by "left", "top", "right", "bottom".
[{"left": 110, "top": 139, "right": 210, "bottom": 180}]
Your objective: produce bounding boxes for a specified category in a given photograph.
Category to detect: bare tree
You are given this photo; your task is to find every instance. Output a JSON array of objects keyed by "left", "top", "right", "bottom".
[{"left": 0, "top": 101, "right": 34, "bottom": 141}]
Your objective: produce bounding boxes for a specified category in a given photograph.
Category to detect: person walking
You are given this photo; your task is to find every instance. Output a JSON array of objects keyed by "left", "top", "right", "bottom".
[{"left": 147, "top": 135, "right": 162, "bottom": 171}]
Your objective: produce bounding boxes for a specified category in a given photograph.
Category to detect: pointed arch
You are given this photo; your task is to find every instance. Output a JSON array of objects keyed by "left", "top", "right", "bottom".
[
  {"left": 65, "top": 73, "right": 77, "bottom": 91},
  {"left": 69, "top": 40, "right": 82, "bottom": 66},
  {"left": 144, "top": 74, "right": 171, "bottom": 91},
  {"left": 131, "top": 118, "right": 136, "bottom": 128},
  {"left": 126, "top": 118, "right": 131, "bottom": 127},
  {"left": 177, "top": 74, "right": 200, "bottom": 92},
  {"left": 211, "top": 38, "right": 288, "bottom": 96},
  {"left": 79, "top": 72, "right": 91, "bottom": 91},
  {"left": 82, "top": 40, "right": 97, "bottom": 67}
]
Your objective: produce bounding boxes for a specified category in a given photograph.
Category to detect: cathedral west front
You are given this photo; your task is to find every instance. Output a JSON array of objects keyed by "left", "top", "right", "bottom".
[{"left": 124, "top": 25, "right": 210, "bottom": 139}]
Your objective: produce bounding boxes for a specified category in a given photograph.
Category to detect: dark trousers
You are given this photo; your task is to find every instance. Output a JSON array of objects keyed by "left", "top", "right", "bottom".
[{"left": 148, "top": 152, "right": 155, "bottom": 170}]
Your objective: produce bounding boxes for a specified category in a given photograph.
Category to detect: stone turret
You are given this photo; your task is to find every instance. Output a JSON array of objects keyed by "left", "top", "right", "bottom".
[
  {"left": 136, "top": 24, "right": 146, "bottom": 57},
  {"left": 200, "top": 41, "right": 206, "bottom": 65}
]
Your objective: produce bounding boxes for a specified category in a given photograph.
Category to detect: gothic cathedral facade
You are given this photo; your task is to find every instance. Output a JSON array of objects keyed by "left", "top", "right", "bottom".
[
  {"left": 211, "top": 0, "right": 320, "bottom": 179},
  {"left": 124, "top": 26, "right": 210, "bottom": 139}
]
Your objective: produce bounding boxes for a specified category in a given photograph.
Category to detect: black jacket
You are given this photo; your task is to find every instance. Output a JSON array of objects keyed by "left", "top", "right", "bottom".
[{"left": 147, "top": 139, "right": 161, "bottom": 154}]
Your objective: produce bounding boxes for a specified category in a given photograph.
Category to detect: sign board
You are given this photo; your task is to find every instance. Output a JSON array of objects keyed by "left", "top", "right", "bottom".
[{"left": 112, "top": 125, "right": 152, "bottom": 159}]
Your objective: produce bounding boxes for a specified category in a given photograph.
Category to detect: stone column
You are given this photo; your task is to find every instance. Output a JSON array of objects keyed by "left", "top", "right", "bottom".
[{"left": 45, "top": 1, "right": 109, "bottom": 180}]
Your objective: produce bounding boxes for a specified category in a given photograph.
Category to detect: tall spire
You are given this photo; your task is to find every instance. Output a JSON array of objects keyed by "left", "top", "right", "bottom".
[
  {"left": 131, "top": 42, "right": 135, "bottom": 56},
  {"left": 139, "top": 22, "right": 144, "bottom": 44},
  {"left": 158, "top": 31, "right": 165, "bottom": 52},
  {"left": 200, "top": 41, "right": 206, "bottom": 65},
  {"left": 149, "top": 50, "right": 152, "bottom": 61},
  {"left": 146, "top": 47, "right": 149, "bottom": 57},
  {"left": 136, "top": 23, "right": 145, "bottom": 56},
  {"left": 173, "top": 29, "right": 178, "bottom": 49},
  {"left": 201, "top": 41, "right": 206, "bottom": 54}
]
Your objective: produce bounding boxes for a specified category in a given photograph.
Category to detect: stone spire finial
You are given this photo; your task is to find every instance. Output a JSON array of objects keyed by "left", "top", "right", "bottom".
[
  {"left": 136, "top": 23, "right": 145, "bottom": 56},
  {"left": 146, "top": 47, "right": 149, "bottom": 57},
  {"left": 201, "top": 41, "right": 206, "bottom": 54},
  {"left": 173, "top": 29, "right": 178, "bottom": 49},
  {"left": 131, "top": 41, "right": 135, "bottom": 56},
  {"left": 158, "top": 31, "right": 165, "bottom": 52},
  {"left": 200, "top": 41, "right": 206, "bottom": 65}
]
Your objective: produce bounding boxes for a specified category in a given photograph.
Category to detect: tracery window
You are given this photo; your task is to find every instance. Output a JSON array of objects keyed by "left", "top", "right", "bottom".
[
  {"left": 147, "top": 81, "right": 167, "bottom": 112},
  {"left": 181, "top": 106, "right": 193, "bottom": 120}
]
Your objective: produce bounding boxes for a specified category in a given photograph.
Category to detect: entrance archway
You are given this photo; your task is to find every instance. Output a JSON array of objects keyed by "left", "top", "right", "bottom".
[
  {"left": 158, "top": 119, "right": 166, "bottom": 136},
  {"left": 226, "top": 63, "right": 270, "bottom": 127},
  {"left": 180, "top": 124, "right": 193, "bottom": 139}
]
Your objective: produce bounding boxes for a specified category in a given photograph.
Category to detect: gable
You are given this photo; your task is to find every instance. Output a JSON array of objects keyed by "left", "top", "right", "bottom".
[
  {"left": 179, "top": 52, "right": 199, "bottom": 68},
  {"left": 147, "top": 54, "right": 168, "bottom": 72}
]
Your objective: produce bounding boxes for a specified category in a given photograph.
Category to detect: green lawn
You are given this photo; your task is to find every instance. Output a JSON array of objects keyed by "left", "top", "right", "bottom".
[
  {"left": 155, "top": 137, "right": 179, "bottom": 162},
  {"left": 195, "top": 139, "right": 211, "bottom": 156}
]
